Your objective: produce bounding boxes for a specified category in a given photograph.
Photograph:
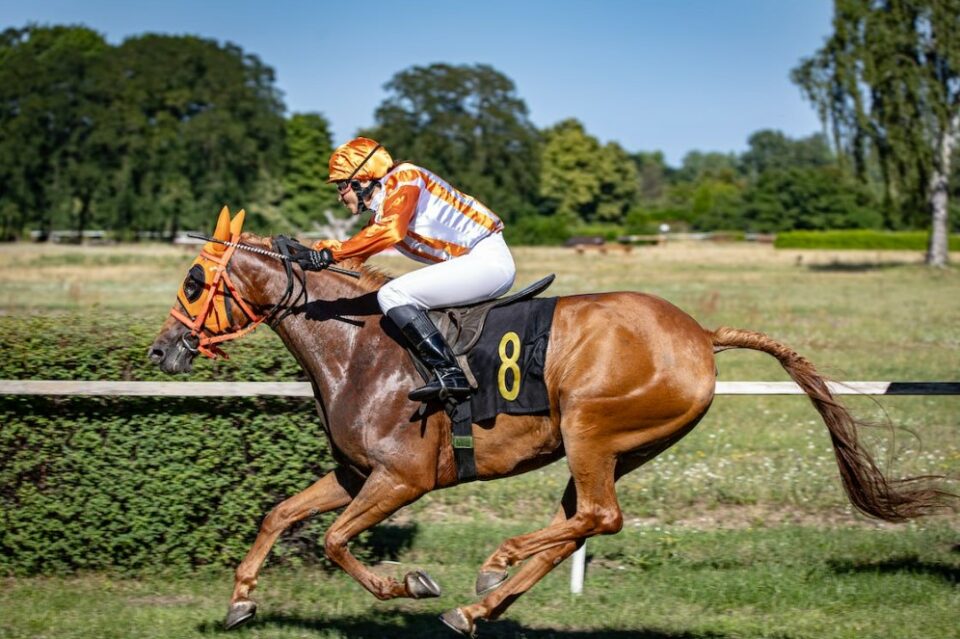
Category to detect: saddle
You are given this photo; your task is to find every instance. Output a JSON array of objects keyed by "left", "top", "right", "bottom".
[{"left": 416, "top": 275, "right": 556, "bottom": 386}]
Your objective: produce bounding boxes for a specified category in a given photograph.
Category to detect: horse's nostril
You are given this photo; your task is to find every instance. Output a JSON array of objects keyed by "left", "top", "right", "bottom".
[{"left": 149, "top": 347, "right": 165, "bottom": 363}]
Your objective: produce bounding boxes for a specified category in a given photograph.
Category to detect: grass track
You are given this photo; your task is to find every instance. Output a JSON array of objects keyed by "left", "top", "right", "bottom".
[
  {"left": 3, "top": 523, "right": 958, "bottom": 638},
  {"left": 1, "top": 241, "right": 958, "bottom": 637}
]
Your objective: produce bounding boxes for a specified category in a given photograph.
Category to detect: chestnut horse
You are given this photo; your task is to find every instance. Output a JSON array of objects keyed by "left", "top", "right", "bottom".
[{"left": 149, "top": 209, "right": 950, "bottom": 637}]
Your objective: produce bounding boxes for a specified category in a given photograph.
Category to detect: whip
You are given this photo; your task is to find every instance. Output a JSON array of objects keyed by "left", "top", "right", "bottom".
[{"left": 186, "top": 234, "right": 361, "bottom": 279}]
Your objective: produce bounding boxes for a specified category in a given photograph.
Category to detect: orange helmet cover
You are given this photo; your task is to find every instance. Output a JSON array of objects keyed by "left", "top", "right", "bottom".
[{"left": 328, "top": 137, "right": 394, "bottom": 182}]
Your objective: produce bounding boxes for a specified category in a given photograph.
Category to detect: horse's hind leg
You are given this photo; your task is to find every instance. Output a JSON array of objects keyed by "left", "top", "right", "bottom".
[
  {"left": 443, "top": 451, "right": 658, "bottom": 636},
  {"left": 441, "top": 442, "right": 622, "bottom": 635},
  {"left": 226, "top": 467, "right": 361, "bottom": 629},
  {"left": 322, "top": 466, "right": 438, "bottom": 601},
  {"left": 481, "top": 441, "right": 622, "bottom": 573},
  {"left": 441, "top": 479, "right": 580, "bottom": 635}
]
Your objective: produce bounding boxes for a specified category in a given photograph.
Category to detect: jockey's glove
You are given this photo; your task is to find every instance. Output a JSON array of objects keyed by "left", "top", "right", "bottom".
[{"left": 293, "top": 248, "right": 334, "bottom": 271}]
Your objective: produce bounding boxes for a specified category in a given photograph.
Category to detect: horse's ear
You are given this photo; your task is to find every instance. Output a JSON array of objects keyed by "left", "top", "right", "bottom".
[
  {"left": 204, "top": 206, "right": 232, "bottom": 254},
  {"left": 213, "top": 206, "right": 231, "bottom": 241},
  {"left": 230, "top": 209, "right": 246, "bottom": 238}
]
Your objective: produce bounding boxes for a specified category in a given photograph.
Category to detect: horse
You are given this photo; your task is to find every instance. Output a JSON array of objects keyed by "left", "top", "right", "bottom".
[{"left": 148, "top": 208, "right": 952, "bottom": 637}]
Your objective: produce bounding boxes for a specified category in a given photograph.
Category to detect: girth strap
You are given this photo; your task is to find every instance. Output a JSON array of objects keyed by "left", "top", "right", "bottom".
[{"left": 445, "top": 399, "right": 477, "bottom": 482}]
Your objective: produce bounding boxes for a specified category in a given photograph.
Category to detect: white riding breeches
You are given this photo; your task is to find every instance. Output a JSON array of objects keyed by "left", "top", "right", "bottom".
[{"left": 377, "top": 232, "right": 516, "bottom": 313}]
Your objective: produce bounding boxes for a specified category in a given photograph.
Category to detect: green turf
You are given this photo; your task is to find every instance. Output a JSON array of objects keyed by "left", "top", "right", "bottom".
[
  {"left": 2, "top": 523, "right": 958, "bottom": 639},
  {"left": 1, "top": 241, "right": 957, "bottom": 638}
]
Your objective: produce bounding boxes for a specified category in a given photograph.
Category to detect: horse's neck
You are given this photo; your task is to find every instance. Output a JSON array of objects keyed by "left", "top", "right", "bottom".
[
  {"left": 232, "top": 248, "right": 410, "bottom": 407},
  {"left": 269, "top": 271, "right": 410, "bottom": 407}
]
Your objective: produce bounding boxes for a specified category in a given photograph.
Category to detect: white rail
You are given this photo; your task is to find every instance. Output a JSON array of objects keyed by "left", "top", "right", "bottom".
[{"left": 1, "top": 380, "right": 958, "bottom": 396}]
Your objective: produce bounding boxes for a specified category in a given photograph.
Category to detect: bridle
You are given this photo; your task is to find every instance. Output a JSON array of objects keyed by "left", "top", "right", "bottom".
[
  {"left": 168, "top": 234, "right": 309, "bottom": 359},
  {"left": 169, "top": 232, "right": 366, "bottom": 359}
]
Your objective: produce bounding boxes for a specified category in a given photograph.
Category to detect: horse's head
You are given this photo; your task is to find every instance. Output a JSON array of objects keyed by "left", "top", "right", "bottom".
[{"left": 148, "top": 206, "right": 266, "bottom": 373}]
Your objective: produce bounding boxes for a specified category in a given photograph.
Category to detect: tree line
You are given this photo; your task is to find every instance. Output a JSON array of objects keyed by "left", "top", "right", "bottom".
[{"left": 1, "top": 10, "right": 957, "bottom": 263}]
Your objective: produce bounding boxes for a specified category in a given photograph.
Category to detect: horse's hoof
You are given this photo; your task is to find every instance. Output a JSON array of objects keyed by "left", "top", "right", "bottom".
[
  {"left": 405, "top": 569, "right": 442, "bottom": 598},
  {"left": 475, "top": 570, "right": 508, "bottom": 596},
  {"left": 439, "top": 607, "right": 476, "bottom": 637},
  {"left": 224, "top": 600, "right": 257, "bottom": 630}
]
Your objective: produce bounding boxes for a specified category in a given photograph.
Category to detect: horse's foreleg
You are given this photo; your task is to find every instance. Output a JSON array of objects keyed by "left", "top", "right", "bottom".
[
  {"left": 322, "top": 467, "right": 436, "bottom": 601},
  {"left": 226, "top": 467, "right": 360, "bottom": 628}
]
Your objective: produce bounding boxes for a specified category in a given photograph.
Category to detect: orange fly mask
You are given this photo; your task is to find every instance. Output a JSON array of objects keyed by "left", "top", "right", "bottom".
[{"left": 168, "top": 207, "right": 267, "bottom": 359}]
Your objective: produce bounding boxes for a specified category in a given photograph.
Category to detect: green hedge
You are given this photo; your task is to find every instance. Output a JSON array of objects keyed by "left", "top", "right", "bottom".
[
  {"left": 0, "top": 313, "right": 362, "bottom": 575},
  {"left": 774, "top": 230, "right": 960, "bottom": 250}
]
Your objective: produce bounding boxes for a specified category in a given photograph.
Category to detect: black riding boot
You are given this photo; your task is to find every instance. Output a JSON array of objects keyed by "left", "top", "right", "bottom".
[{"left": 387, "top": 305, "right": 472, "bottom": 402}]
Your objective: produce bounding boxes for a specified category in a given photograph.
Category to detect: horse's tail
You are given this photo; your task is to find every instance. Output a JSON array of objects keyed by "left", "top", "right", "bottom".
[{"left": 710, "top": 326, "right": 954, "bottom": 522}]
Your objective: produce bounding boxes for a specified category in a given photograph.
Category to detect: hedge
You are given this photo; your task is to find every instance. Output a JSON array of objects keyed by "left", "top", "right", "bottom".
[
  {"left": 0, "top": 313, "right": 362, "bottom": 575},
  {"left": 774, "top": 230, "right": 960, "bottom": 251}
]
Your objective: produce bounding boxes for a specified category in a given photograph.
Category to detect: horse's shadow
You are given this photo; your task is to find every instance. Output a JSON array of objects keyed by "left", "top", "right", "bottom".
[
  {"left": 804, "top": 261, "right": 913, "bottom": 272},
  {"left": 828, "top": 554, "right": 960, "bottom": 585},
  {"left": 199, "top": 611, "right": 732, "bottom": 638}
]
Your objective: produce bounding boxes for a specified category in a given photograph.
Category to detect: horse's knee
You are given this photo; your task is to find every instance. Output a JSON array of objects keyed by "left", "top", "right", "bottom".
[
  {"left": 577, "top": 506, "right": 622, "bottom": 536},
  {"left": 324, "top": 530, "right": 347, "bottom": 562},
  {"left": 597, "top": 508, "right": 623, "bottom": 535},
  {"left": 261, "top": 505, "right": 290, "bottom": 535}
]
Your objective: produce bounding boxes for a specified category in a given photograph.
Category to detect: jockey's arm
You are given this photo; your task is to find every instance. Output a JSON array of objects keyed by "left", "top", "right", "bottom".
[{"left": 313, "top": 185, "right": 419, "bottom": 262}]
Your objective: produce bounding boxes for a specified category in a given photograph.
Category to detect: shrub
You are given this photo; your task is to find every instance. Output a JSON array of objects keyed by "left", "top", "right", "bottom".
[
  {"left": 0, "top": 313, "right": 365, "bottom": 575},
  {"left": 774, "top": 230, "right": 960, "bottom": 251},
  {"left": 568, "top": 223, "right": 625, "bottom": 242},
  {"left": 503, "top": 214, "right": 572, "bottom": 246}
]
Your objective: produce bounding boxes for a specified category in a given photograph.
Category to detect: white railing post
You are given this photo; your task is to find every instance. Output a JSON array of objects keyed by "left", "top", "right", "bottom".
[{"left": 570, "top": 542, "right": 586, "bottom": 594}]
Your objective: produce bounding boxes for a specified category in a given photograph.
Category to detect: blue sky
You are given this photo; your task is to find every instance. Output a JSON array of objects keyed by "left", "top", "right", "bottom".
[{"left": 2, "top": 0, "right": 834, "bottom": 166}]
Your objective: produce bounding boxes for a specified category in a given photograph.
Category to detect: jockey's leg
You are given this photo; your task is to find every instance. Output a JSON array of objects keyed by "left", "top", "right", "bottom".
[
  {"left": 378, "top": 233, "right": 515, "bottom": 402},
  {"left": 387, "top": 304, "right": 472, "bottom": 401}
]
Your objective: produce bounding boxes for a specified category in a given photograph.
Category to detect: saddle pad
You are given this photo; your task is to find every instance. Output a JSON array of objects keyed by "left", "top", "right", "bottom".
[{"left": 466, "top": 297, "right": 558, "bottom": 422}]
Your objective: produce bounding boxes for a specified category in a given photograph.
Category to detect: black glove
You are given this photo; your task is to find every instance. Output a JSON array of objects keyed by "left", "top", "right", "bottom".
[{"left": 293, "top": 248, "right": 334, "bottom": 271}]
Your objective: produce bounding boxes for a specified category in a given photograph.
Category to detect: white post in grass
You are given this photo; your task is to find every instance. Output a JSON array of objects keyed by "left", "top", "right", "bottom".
[{"left": 570, "top": 542, "right": 586, "bottom": 594}]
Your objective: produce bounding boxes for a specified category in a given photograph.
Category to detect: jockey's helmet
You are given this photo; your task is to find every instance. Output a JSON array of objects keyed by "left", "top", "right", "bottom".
[{"left": 328, "top": 137, "right": 394, "bottom": 183}]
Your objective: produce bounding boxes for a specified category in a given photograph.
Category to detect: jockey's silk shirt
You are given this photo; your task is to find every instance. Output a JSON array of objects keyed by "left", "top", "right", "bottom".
[{"left": 315, "top": 163, "right": 504, "bottom": 263}]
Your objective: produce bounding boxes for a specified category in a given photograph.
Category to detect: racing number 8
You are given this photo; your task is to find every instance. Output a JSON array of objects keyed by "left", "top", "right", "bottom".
[{"left": 497, "top": 331, "right": 521, "bottom": 401}]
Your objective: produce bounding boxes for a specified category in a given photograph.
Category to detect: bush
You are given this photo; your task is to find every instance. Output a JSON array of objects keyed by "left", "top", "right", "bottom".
[
  {"left": 0, "top": 313, "right": 364, "bottom": 575},
  {"left": 568, "top": 223, "right": 625, "bottom": 242},
  {"left": 503, "top": 214, "right": 572, "bottom": 246},
  {"left": 774, "top": 230, "right": 960, "bottom": 251}
]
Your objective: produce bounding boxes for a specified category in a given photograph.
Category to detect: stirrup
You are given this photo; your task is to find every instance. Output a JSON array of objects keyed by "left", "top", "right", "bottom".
[{"left": 409, "top": 373, "right": 471, "bottom": 403}]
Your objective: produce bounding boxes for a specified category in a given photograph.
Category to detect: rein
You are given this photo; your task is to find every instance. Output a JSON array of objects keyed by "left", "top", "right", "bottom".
[{"left": 169, "top": 234, "right": 362, "bottom": 359}]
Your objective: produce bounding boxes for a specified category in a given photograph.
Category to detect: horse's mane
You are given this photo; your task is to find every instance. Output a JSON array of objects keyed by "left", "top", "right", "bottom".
[{"left": 239, "top": 233, "right": 391, "bottom": 292}]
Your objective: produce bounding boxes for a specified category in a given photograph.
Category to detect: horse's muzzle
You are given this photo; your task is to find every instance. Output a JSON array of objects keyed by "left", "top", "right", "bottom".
[{"left": 147, "top": 326, "right": 197, "bottom": 374}]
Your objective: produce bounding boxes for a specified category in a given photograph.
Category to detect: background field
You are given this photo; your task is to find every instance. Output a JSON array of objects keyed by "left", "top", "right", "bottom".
[{"left": 1, "top": 240, "right": 958, "bottom": 639}]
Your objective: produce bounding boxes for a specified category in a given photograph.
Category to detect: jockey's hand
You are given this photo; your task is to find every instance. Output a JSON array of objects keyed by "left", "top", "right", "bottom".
[{"left": 293, "top": 248, "right": 334, "bottom": 271}]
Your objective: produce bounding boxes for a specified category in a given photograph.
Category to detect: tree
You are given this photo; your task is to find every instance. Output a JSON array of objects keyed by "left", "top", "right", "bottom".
[
  {"left": 631, "top": 151, "right": 671, "bottom": 204},
  {"left": 280, "top": 113, "right": 339, "bottom": 231},
  {"left": 740, "top": 130, "right": 833, "bottom": 178},
  {"left": 0, "top": 25, "right": 116, "bottom": 239},
  {"left": 675, "top": 151, "right": 740, "bottom": 183},
  {"left": 540, "top": 119, "right": 604, "bottom": 221},
  {"left": 792, "top": 0, "right": 960, "bottom": 266},
  {"left": 539, "top": 119, "right": 639, "bottom": 224},
  {"left": 741, "top": 166, "right": 881, "bottom": 232},
  {"left": 112, "top": 34, "right": 286, "bottom": 236},
  {"left": 595, "top": 141, "right": 639, "bottom": 222},
  {"left": 365, "top": 63, "right": 541, "bottom": 222}
]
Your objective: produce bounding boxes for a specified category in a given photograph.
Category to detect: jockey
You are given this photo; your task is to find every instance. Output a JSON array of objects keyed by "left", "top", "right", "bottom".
[{"left": 299, "top": 137, "right": 516, "bottom": 403}]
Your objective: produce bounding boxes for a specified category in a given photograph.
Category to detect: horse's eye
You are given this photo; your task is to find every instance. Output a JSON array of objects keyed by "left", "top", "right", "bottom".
[{"left": 182, "top": 264, "right": 205, "bottom": 303}]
